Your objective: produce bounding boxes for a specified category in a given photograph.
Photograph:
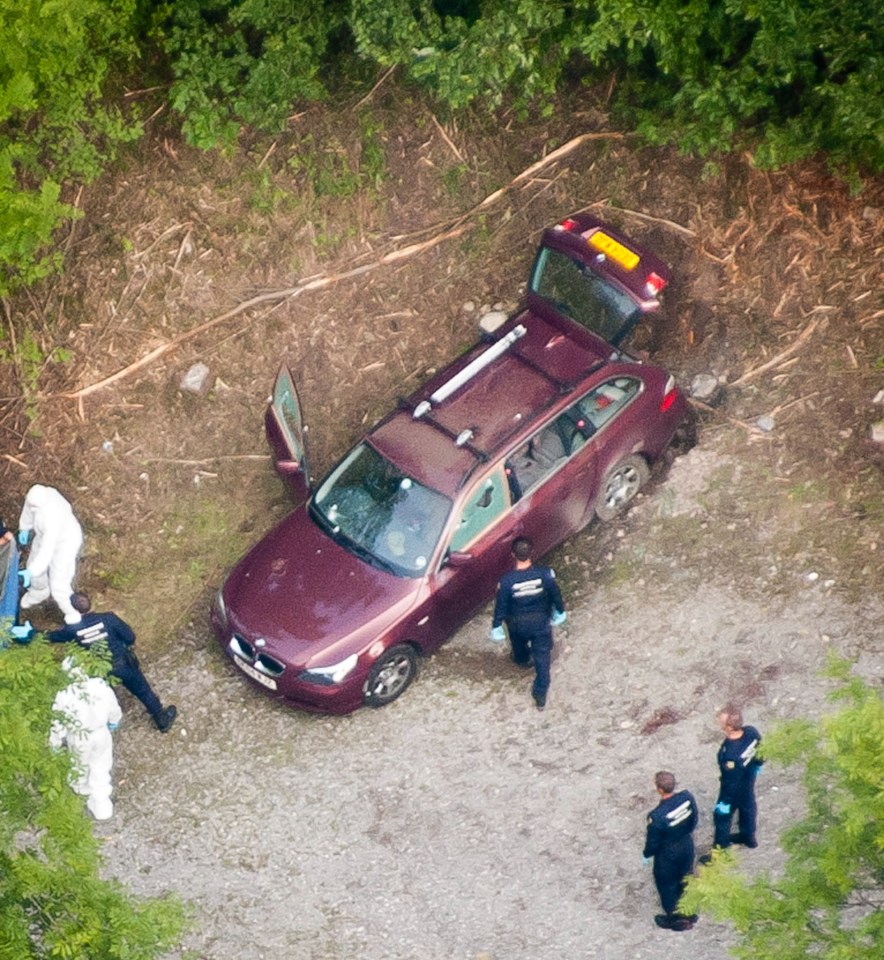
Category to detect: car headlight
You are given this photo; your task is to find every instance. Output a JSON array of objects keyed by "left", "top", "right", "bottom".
[
  {"left": 299, "top": 653, "right": 359, "bottom": 686},
  {"left": 213, "top": 589, "right": 228, "bottom": 629}
]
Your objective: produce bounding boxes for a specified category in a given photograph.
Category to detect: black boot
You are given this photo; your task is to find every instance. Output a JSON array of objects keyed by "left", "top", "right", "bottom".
[{"left": 155, "top": 705, "right": 177, "bottom": 732}]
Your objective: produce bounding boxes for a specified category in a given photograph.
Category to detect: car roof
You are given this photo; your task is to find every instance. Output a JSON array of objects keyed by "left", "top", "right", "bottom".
[{"left": 369, "top": 309, "right": 623, "bottom": 497}]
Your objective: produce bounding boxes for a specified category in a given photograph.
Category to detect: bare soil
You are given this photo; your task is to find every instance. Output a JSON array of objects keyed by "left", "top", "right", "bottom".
[{"left": 1, "top": 87, "right": 882, "bottom": 959}]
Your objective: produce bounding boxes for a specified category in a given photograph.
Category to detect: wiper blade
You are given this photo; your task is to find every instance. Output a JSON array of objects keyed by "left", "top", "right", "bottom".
[
  {"left": 340, "top": 536, "right": 399, "bottom": 575},
  {"left": 308, "top": 501, "right": 400, "bottom": 576}
]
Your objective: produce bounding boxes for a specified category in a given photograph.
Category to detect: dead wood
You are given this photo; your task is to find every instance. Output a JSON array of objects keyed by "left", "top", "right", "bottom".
[
  {"left": 59, "top": 134, "right": 634, "bottom": 404},
  {"left": 729, "top": 317, "right": 822, "bottom": 387}
]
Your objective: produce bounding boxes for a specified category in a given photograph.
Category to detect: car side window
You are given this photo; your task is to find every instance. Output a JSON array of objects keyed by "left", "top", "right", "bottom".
[
  {"left": 507, "top": 376, "right": 642, "bottom": 497},
  {"left": 449, "top": 467, "right": 509, "bottom": 553},
  {"left": 507, "top": 421, "right": 569, "bottom": 496},
  {"left": 573, "top": 377, "right": 640, "bottom": 441}
]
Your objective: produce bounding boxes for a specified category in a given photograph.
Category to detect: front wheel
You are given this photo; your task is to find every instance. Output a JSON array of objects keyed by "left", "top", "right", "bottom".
[
  {"left": 363, "top": 644, "right": 418, "bottom": 707},
  {"left": 595, "top": 455, "right": 650, "bottom": 521}
]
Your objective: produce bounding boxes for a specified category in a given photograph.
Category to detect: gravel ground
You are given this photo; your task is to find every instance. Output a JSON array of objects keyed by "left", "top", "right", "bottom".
[{"left": 99, "top": 441, "right": 882, "bottom": 960}]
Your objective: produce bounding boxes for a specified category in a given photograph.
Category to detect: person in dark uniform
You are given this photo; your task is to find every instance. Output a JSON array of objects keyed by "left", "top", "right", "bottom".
[
  {"left": 710, "top": 703, "right": 763, "bottom": 850},
  {"left": 643, "top": 770, "right": 699, "bottom": 931},
  {"left": 46, "top": 592, "right": 177, "bottom": 732},
  {"left": 490, "top": 537, "right": 565, "bottom": 710}
]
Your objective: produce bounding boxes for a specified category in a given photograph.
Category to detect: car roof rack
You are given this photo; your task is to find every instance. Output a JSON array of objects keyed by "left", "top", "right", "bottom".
[
  {"left": 395, "top": 396, "right": 490, "bottom": 463},
  {"left": 412, "top": 324, "right": 527, "bottom": 419}
]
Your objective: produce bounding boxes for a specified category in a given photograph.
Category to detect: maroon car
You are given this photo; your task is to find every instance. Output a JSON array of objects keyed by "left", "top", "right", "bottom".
[{"left": 212, "top": 214, "right": 691, "bottom": 713}]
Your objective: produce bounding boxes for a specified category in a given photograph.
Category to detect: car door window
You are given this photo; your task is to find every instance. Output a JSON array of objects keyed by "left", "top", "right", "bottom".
[
  {"left": 507, "top": 376, "right": 642, "bottom": 498},
  {"left": 449, "top": 467, "right": 509, "bottom": 553},
  {"left": 271, "top": 366, "right": 307, "bottom": 468},
  {"left": 507, "top": 421, "right": 569, "bottom": 496},
  {"left": 574, "top": 377, "right": 640, "bottom": 438}
]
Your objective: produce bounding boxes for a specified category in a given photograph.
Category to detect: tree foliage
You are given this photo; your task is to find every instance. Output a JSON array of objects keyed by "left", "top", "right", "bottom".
[
  {"left": 0, "top": 638, "right": 187, "bottom": 960},
  {"left": 153, "top": 0, "right": 347, "bottom": 149},
  {"left": 681, "top": 659, "right": 884, "bottom": 960},
  {"left": 0, "top": 0, "right": 880, "bottom": 300},
  {"left": 151, "top": 0, "right": 883, "bottom": 171},
  {"left": 0, "top": 0, "right": 141, "bottom": 297}
]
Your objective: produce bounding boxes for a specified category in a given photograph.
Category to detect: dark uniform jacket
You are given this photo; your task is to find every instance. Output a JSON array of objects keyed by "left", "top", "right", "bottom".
[
  {"left": 492, "top": 565, "right": 563, "bottom": 629},
  {"left": 643, "top": 790, "right": 698, "bottom": 860},
  {"left": 48, "top": 611, "right": 136, "bottom": 670},
  {"left": 717, "top": 726, "right": 763, "bottom": 803}
]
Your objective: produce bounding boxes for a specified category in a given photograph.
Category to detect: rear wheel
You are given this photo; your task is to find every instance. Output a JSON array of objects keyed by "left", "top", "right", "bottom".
[
  {"left": 595, "top": 455, "right": 650, "bottom": 521},
  {"left": 671, "top": 407, "right": 699, "bottom": 455},
  {"left": 363, "top": 644, "right": 418, "bottom": 707}
]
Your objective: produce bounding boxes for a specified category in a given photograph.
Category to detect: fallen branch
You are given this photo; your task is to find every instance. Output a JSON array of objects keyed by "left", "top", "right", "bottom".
[
  {"left": 133, "top": 222, "right": 191, "bottom": 260},
  {"left": 475, "top": 131, "right": 625, "bottom": 212},
  {"left": 688, "top": 397, "right": 764, "bottom": 435},
  {"left": 59, "top": 131, "right": 627, "bottom": 403},
  {"left": 583, "top": 200, "right": 696, "bottom": 238},
  {"left": 729, "top": 317, "right": 822, "bottom": 387},
  {"left": 431, "top": 115, "right": 465, "bottom": 163},
  {"left": 140, "top": 454, "right": 270, "bottom": 465}
]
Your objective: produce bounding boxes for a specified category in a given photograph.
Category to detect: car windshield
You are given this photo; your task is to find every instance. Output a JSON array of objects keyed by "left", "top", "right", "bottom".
[
  {"left": 530, "top": 246, "right": 641, "bottom": 346},
  {"left": 312, "top": 443, "right": 452, "bottom": 577}
]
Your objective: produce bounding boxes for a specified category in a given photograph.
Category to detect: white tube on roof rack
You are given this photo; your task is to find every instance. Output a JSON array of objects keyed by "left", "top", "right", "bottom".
[{"left": 413, "top": 324, "right": 527, "bottom": 418}]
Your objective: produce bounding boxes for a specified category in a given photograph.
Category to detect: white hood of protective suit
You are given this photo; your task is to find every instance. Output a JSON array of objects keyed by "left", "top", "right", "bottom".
[{"left": 19, "top": 484, "right": 83, "bottom": 579}]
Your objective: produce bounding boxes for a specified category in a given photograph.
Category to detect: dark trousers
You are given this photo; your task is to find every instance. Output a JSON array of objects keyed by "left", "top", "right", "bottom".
[
  {"left": 112, "top": 649, "right": 164, "bottom": 722},
  {"left": 713, "top": 784, "right": 758, "bottom": 847},
  {"left": 653, "top": 840, "right": 694, "bottom": 916},
  {"left": 509, "top": 614, "right": 553, "bottom": 703}
]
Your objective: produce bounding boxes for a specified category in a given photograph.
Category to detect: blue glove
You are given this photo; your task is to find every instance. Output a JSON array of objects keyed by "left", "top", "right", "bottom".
[
  {"left": 17, "top": 529, "right": 31, "bottom": 546},
  {"left": 18, "top": 569, "right": 31, "bottom": 589},
  {"left": 490, "top": 625, "right": 506, "bottom": 643},
  {"left": 714, "top": 801, "right": 731, "bottom": 816},
  {"left": 550, "top": 609, "right": 567, "bottom": 626},
  {"left": 11, "top": 621, "right": 34, "bottom": 642},
  {"left": 108, "top": 721, "right": 120, "bottom": 732},
  {"left": 642, "top": 856, "right": 651, "bottom": 866}
]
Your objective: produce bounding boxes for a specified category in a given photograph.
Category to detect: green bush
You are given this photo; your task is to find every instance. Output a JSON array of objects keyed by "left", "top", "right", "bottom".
[
  {"left": 0, "top": 0, "right": 142, "bottom": 296},
  {"left": 156, "top": 0, "right": 345, "bottom": 149},
  {"left": 0, "top": 639, "right": 188, "bottom": 959},
  {"left": 682, "top": 658, "right": 884, "bottom": 960}
]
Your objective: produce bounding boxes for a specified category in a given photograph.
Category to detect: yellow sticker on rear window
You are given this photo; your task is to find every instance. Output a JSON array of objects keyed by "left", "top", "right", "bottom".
[{"left": 588, "top": 231, "right": 640, "bottom": 271}]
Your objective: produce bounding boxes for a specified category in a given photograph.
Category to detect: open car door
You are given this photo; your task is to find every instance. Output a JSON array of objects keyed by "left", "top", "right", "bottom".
[{"left": 264, "top": 365, "right": 311, "bottom": 504}]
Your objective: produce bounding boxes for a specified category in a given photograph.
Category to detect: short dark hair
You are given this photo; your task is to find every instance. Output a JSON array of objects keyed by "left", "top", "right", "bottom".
[
  {"left": 655, "top": 771, "right": 676, "bottom": 794},
  {"left": 718, "top": 703, "right": 743, "bottom": 729},
  {"left": 512, "top": 537, "right": 533, "bottom": 562},
  {"left": 71, "top": 592, "right": 92, "bottom": 615}
]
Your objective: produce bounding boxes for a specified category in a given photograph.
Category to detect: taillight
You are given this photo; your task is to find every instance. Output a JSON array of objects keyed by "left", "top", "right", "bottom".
[
  {"left": 660, "top": 375, "right": 677, "bottom": 412},
  {"left": 557, "top": 218, "right": 580, "bottom": 232},
  {"left": 646, "top": 271, "right": 667, "bottom": 296}
]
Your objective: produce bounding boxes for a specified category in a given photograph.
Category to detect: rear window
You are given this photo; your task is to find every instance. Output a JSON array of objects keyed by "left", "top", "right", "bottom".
[{"left": 530, "top": 247, "right": 641, "bottom": 346}]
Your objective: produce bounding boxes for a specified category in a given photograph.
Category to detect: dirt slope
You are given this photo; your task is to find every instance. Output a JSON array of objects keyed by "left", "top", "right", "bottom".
[{"left": 0, "top": 91, "right": 881, "bottom": 958}]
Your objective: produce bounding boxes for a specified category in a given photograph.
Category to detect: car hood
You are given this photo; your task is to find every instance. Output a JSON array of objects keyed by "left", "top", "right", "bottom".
[{"left": 222, "top": 506, "right": 417, "bottom": 665}]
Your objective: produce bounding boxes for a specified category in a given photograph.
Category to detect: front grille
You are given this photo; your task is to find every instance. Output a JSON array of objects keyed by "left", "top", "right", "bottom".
[
  {"left": 229, "top": 634, "right": 286, "bottom": 677},
  {"left": 255, "top": 653, "right": 285, "bottom": 677},
  {"left": 230, "top": 634, "right": 255, "bottom": 660}
]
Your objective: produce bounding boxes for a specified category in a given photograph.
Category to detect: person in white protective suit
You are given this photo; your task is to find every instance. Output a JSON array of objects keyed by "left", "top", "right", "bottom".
[
  {"left": 49, "top": 658, "right": 122, "bottom": 821},
  {"left": 17, "top": 484, "right": 84, "bottom": 624}
]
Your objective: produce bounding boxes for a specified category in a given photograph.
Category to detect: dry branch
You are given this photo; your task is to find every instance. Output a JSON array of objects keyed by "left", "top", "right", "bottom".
[
  {"left": 729, "top": 317, "right": 822, "bottom": 387},
  {"left": 57, "top": 131, "right": 628, "bottom": 403}
]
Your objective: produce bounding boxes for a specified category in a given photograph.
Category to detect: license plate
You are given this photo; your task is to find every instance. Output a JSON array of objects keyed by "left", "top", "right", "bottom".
[
  {"left": 232, "top": 655, "right": 278, "bottom": 690},
  {"left": 588, "top": 231, "right": 640, "bottom": 270}
]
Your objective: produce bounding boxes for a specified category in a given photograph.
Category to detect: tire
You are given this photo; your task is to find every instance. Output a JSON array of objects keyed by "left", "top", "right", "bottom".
[
  {"left": 671, "top": 407, "right": 699, "bottom": 456},
  {"left": 595, "top": 455, "right": 650, "bottom": 521},
  {"left": 363, "top": 644, "right": 418, "bottom": 707}
]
